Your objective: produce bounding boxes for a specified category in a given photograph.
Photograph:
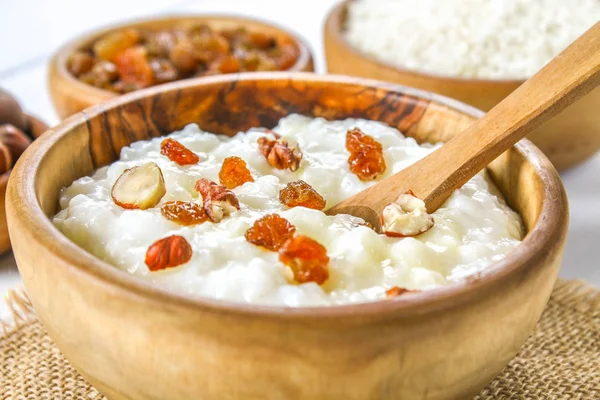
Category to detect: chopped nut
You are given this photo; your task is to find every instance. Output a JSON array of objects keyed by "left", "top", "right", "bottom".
[
  {"left": 279, "top": 235, "right": 329, "bottom": 285},
  {"left": 145, "top": 235, "right": 193, "bottom": 271},
  {"left": 257, "top": 136, "right": 302, "bottom": 171},
  {"left": 382, "top": 191, "right": 434, "bottom": 237},
  {"left": 218, "top": 156, "right": 254, "bottom": 189},
  {"left": 111, "top": 162, "right": 166, "bottom": 210},
  {"left": 161, "top": 138, "right": 199, "bottom": 165},
  {"left": 385, "top": 286, "right": 418, "bottom": 297},
  {"left": 245, "top": 214, "right": 296, "bottom": 251},
  {"left": 195, "top": 178, "right": 240, "bottom": 223},
  {"left": 279, "top": 180, "right": 326, "bottom": 210}
]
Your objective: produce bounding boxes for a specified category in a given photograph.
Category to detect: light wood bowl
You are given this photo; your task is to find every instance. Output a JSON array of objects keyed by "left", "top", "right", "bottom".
[
  {"left": 48, "top": 15, "right": 315, "bottom": 119},
  {"left": 7, "top": 73, "right": 567, "bottom": 400},
  {"left": 324, "top": 0, "right": 600, "bottom": 170},
  {"left": 0, "top": 114, "right": 48, "bottom": 253}
]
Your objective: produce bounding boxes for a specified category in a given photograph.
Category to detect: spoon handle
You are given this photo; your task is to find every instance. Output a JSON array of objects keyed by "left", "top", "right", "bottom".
[{"left": 411, "top": 22, "right": 600, "bottom": 211}]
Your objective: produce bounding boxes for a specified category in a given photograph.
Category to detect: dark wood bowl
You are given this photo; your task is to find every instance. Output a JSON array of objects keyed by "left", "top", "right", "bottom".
[
  {"left": 48, "top": 15, "right": 315, "bottom": 118},
  {"left": 324, "top": 0, "right": 600, "bottom": 170},
  {"left": 7, "top": 73, "right": 567, "bottom": 399},
  {"left": 0, "top": 114, "right": 48, "bottom": 253}
]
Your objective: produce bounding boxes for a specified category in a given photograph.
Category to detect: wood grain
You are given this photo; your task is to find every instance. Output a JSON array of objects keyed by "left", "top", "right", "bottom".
[
  {"left": 328, "top": 22, "right": 600, "bottom": 225},
  {"left": 324, "top": 0, "right": 600, "bottom": 170},
  {"left": 49, "top": 15, "right": 315, "bottom": 119},
  {"left": 6, "top": 73, "right": 568, "bottom": 400}
]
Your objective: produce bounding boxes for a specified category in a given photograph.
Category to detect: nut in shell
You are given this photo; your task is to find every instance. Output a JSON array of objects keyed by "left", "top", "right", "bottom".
[{"left": 0, "top": 124, "right": 32, "bottom": 161}]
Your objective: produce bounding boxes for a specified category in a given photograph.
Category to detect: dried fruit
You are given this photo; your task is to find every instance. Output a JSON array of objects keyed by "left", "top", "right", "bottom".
[
  {"left": 149, "top": 58, "right": 178, "bottom": 84},
  {"left": 245, "top": 31, "right": 276, "bottom": 49},
  {"left": 279, "top": 180, "right": 326, "bottom": 210},
  {"left": 346, "top": 128, "right": 387, "bottom": 181},
  {"left": 169, "top": 39, "right": 199, "bottom": 73},
  {"left": 385, "top": 286, "right": 418, "bottom": 298},
  {"left": 68, "top": 51, "right": 94, "bottom": 75},
  {"left": 114, "top": 46, "right": 154, "bottom": 89},
  {"left": 145, "top": 235, "right": 193, "bottom": 271},
  {"left": 195, "top": 178, "right": 240, "bottom": 223},
  {"left": 245, "top": 214, "right": 296, "bottom": 251},
  {"left": 160, "top": 138, "right": 199, "bottom": 165},
  {"left": 161, "top": 201, "right": 208, "bottom": 226},
  {"left": 218, "top": 156, "right": 254, "bottom": 189},
  {"left": 382, "top": 191, "right": 434, "bottom": 237},
  {"left": 93, "top": 28, "right": 140, "bottom": 62},
  {"left": 279, "top": 235, "right": 329, "bottom": 285},
  {"left": 111, "top": 162, "right": 166, "bottom": 210},
  {"left": 257, "top": 136, "right": 302, "bottom": 171}
]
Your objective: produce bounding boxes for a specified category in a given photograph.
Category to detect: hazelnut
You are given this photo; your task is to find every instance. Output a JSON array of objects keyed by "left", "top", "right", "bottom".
[{"left": 0, "top": 124, "right": 32, "bottom": 161}]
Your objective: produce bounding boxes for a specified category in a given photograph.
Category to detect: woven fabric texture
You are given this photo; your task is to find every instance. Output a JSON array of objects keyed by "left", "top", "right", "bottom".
[{"left": 1, "top": 280, "right": 599, "bottom": 400}]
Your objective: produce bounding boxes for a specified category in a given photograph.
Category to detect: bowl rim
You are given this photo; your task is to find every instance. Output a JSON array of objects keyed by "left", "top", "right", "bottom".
[
  {"left": 325, "top": 0, "right": 526, "bottom": 86},
  {"left": 11, "top": 72, "right": 567, "bottom": 320},
  {"left": 51, "top": 13, "right": 315, "bottom": 100}
]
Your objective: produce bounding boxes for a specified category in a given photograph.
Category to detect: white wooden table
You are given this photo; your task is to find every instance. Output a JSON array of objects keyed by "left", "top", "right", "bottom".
[{"left": 0, "top": 0, "right": 598, "bottom": 320}]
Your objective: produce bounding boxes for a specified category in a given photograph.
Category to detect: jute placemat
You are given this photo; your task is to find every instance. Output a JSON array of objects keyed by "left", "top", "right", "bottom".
[{"left": 1, "top": 280, "right": 598, "bottom": 399}]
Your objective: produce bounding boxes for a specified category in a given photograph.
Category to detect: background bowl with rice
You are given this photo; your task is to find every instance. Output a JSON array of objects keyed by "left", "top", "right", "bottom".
[{"left": 324, "top": 0, "right": 600, "bottom": 170}]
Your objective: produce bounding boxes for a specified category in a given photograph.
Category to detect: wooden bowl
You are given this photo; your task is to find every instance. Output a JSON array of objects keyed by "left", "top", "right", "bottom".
[
  {"left": 324, "top": 0, "right": 600, "bottom": 170},
  {"left": 7, "top": 73, "right": 567, "bottom": 400},
  {"left": 0, "top": 114, "right": 48, "bottom": 253},
  {"left": 48, "top": 15, "right": 315, "bottom": 119}
]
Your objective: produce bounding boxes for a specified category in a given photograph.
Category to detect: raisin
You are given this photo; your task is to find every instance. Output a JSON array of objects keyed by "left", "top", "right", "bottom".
[
  {"left": 169, "top": 39, "right": 199, "bottom": 73},
  {"left": 279, "top": 180, "right": 326, "bottom": 210},
  {"left": 145, "top": 235, "right": 192, "bottom": 271},
  {"left": 150, "top": 58, "right": 179, "bottom": 84},
  {"left": 93, "top": 28, "right": 140, "bottom": 62},
  {"left": 218, "top": 156, "right": 254, "bottom": 189},
  {"left": 68, "top": 51, "right": 94, "bottom": 76},
  {"left": 385, "top": 287, "right": 418, "bottom": 298},
  {"left": 245, "top": 214, "right": 296, "bottom": 251},
  {"left": 114, "top": 46, "right": 154, "bottom": 88},
  {"left": 346, "top": 128, "right": 386, "bottom": 181},
  {"left": 160, "top": 138, "right": 199, "bottom": 165},
  {"left": 214, "top": 55, "right": 241, "bottom": 73},
  {"left": 279, "top": 235, "right": 329, "bottom": 285},
  {"left": 161, "top": 201, "right": 208, "bottom": 226},
  {"left": 244, "top": 31, "right": 276, "bottom": 49}
]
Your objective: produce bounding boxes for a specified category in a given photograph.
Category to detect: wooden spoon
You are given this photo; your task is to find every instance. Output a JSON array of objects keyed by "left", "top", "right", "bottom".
[{"left": 327, "top": 22, "right": 600, "bottom": 230}]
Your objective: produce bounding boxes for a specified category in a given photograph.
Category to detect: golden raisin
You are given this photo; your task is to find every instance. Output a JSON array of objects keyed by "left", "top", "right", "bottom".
[
  {"left": 160, "top": 138, "right": 199, "bottom": 165},
  {"left": 160, "top": 201, "right": 208, "bottom": 226},
  {"left": 245, "top": 214, "right": 296, "bottom": 251},
  {"left": 145, "top": 235, "right": 192, "bottom": 271},
  {"left": 114, "top": 46, "right": 154, "bottom": 89},
  {"left": 93, "top": 28, "right": 140, "bottom": 62},
  {"left": 385, "top": 286, "right": 418, "bottom": 298},
  {"left": 346, "top": 128, "right": 386, "bottom": 181},
  {"left": 279, "top": 235, "right": 329, "bottom": 285},
  {"left": 257, "top": 136, "right": 302, "bottom": 171},
  {"left": 279, "top": 180, "right": 326, "bottom": 210},
  {"left": 218, "top": 156, "right": 254, "bottom": 189}
]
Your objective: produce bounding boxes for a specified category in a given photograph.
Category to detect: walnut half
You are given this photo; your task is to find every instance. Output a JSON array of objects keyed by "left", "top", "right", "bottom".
[
  {"left": 257, "top": 136, "right": 302, "bottom": 171},
  {"left": 195, "top": 178, "right": 240, "bottom": 223}
]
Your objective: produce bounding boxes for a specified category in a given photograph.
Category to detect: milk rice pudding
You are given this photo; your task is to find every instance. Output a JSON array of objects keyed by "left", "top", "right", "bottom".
[{"left": 53, "top": 115, "right": 523, "bottom": 306}]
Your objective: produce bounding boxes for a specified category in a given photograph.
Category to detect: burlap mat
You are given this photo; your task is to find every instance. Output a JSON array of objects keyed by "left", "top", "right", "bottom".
[{"left": 1, "top": 280, "right": 598, "bottom": 400}]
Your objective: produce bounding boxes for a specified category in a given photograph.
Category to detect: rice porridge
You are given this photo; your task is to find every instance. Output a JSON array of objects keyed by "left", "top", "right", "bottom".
[
  {"left": 53, "top": 115, "right": 523, "bottom": 306},
  {"left": 344, "top": 0, "right": 600, "bottom": 79}
]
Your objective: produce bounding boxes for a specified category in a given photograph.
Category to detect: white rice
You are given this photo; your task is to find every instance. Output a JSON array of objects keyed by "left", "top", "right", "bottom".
[{"left": 344, "top": 0, "right": 600, "bottom": 79}]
